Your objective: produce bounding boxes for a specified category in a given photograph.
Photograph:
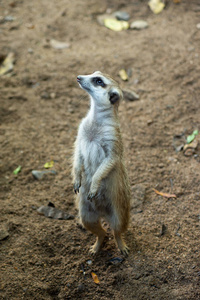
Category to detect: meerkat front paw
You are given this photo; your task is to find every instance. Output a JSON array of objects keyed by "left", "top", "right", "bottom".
[
  {"left": 87, "top": 191, "right": 97, "bottom": 201},
  {"left": 73, "top": 181, "right": 81, "bottom": 194}
]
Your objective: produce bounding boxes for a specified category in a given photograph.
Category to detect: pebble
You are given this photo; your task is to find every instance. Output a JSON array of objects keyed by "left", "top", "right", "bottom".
[
  {"left": 28, "top": 48, "right": 34, "bottom": 54},
  {"left": 50, "top": 92, "right": 56, "bottom": 99},
  {"left": 86, "top": 259, "right": 92, "bottom": 265},
  {"left": 130, "top": 20, "right": 148, "bottom": 30},
  {"left": 113, "top": 11, "right": 130, "bottom": 21},
  {"left": 108, "top": 257, "right": 124, "bottom": 265},
  {"left": 122, "top": 89, "right": 140, "bottom": 101},
  {"left": 32, "top": 170, "right": 57, "bottom": 180},
  {"left": 50, "top": 39, "right": 70, "bottom": 50},
  {"left": 196, "top": 23, "right": 200, "bottom": 29},
  {"left": 4, "top": 15, "right": 15, "bottom": 22},
  {"left": 37, "top": 205, "right": 74, "bottom": 220},
  {"left": 0, "top": 228, "right": 9, "bottom": 241}
]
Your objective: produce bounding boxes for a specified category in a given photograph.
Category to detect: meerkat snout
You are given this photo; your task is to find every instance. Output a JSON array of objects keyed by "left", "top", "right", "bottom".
[{"left": 73, "top": 71, "right": 131, "bottom": 255}]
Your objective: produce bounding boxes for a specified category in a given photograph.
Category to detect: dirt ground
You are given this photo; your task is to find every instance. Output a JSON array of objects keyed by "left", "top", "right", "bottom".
[{"left": 1, "top": 0, "right": 200, "bottom": 299}]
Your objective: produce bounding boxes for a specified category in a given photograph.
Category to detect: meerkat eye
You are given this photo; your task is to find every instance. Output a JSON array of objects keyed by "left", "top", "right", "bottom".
[
  {"left": 96, "top": 78, "right": 103, "bottom": 85},
  {"left": 92, "top": 77, "right": 106, "bottom": 87}
]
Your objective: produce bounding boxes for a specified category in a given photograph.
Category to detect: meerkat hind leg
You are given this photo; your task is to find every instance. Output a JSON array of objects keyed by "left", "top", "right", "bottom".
[
  {"left": 84, "top": 221, "right": 106, "bottom": 254},
  {"left": 114, "top": 231, "right": 129, "bottom": 256}
]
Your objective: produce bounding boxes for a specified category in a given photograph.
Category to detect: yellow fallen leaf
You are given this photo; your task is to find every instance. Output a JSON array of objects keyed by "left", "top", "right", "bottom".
[
  {"left": 0, "top": 52, "right": 15, "bottom": 76},
  {"left": 148, "top": 0, "right": 165, "bottom": 14},
  {"left": 91, "top": 272, "right": 100, "bottom": 284},
  {"left": 104, "top": 18, "right": 129, "bottom": 31},
  {"left": 44, "top": 160, "right": 54, "bottom": 169},
  {"left": 119, "top": 69, "right": 128, "bottom": 81},
  {"left": 153, "top": 188, "right": 176, "bottom": 198}
]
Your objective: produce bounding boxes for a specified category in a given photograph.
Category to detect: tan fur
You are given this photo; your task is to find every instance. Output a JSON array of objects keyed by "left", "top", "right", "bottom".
[{"left": 72, "top": 71, "right": 131, "bottom": 255}]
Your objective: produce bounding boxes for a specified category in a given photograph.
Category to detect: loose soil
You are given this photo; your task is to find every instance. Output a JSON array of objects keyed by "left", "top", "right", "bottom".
[{"left": 1, "top": 0, "right": 200, "bottom": 299}]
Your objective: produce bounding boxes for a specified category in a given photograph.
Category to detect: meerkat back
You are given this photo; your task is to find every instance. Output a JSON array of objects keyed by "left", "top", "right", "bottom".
[{"left": 73, "top": 71, "right": 130, "bottom": 255}]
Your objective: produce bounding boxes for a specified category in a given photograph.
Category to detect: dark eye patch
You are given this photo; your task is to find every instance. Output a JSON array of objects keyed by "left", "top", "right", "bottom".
[{"left": 92, "top": 77, "right": 106, "bottom": 88}]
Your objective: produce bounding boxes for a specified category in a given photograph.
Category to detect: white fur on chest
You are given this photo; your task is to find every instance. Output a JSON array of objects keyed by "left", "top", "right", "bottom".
[{"left": 79, "top": 118, "right": 114, "bottom": 177}]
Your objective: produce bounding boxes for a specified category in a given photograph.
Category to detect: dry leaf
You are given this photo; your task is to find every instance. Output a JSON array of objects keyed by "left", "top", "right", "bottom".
[
  {"left": 44, "top": 160, "right": 54, "bottom": 168},
  {"left": 104, "top": 18, "right": 129, "bottom": 31},
  {"left": 0, "top": 52, "right": 15, "bottom": 76},
  {"left": 26, "top": 23, "right": 35, "bottom": 29},
  {"left": 119, "top": 69, "right": 128, "bottom": 81},
  {"left": 91, "top": 272, "right": 100, "bottom": 284},
  {"left": 183, "top": 140, "right": 198, "bottom": 157},
  {"left": 153, "top": 188, "right": 176, "bottom": 198},
  {"left": 148, "top": 0, "right": 165, "bottom": 14}
]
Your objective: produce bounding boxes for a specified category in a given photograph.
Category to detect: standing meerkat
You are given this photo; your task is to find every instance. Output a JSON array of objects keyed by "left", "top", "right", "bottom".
[{"left": 72, "top": 71, "right": 130, "bottom": 255}]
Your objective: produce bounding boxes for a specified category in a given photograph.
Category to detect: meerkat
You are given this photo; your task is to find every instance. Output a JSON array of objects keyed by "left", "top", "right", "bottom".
[{"left": 72, "top": 71, "right": 130, "bottom": 255}]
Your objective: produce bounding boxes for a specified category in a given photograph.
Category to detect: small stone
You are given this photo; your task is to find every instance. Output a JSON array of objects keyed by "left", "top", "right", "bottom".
[
  {"left": 86, "top": 260, "right": 92, "bottom": 265},
  {"left": 196, "top": 23, "right": 200, "bottom": 29},
  {"left": 130, "top": 20, "right": 148, "bottom": 30},
  {"left": 32, "top": 170, "right": 57, "bottom": 180},
  {"left": 107, "top": 257, "right": 124, "bottom": 265},
  {"left": 158, "top": 163, "right": 164, "bottom": 168},
  {"left": 4, "top": 15, "right": 15, "bottom": 22},
  {"left": 28, "top": 48, "right": 34, "bottom": 54},
  {"left": 0, "top": 228, "right": 9, "bottom": 241},
  {"left": 147, "top": 119, "right": 153, "bottom": 125},
  {"left": 123, "top": 89, "right": 140, "bottom": 101},
  {"left": 37, "top": 205, "right": 74, "bottom": 220},
  {"left": 50, "top": 92, "right": 56, "bottom": 99},
  {"left": 50, "top": 39, "right": 70, "bottom": 50},
  {"left": 113, "top": 11, "right": 130, "bottom": 21}
]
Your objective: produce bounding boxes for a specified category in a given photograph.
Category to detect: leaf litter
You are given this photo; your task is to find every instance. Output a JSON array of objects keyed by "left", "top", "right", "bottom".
[
  {"left": 91, "top": 272, "right": 100, "bottom": 284},
  {"left": 0, "top": 52, "right": 15, "bottom": 76},
  {"left": 148, "top": 0, "right": 165, "bottom": 14},
  {"left": 153, "top": 188, "right": 177, "bottom": 199}
]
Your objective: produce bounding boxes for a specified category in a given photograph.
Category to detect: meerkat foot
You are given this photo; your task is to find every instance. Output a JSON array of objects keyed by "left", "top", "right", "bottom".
[
  {"left": 114, "top": 232, "right": 129, "bottom": 256},
  {"left": 120, "top": 244, "right": 129, "bottom": 256},
  {"left": 89, "top": 237, "right": 105, "bottom": 255}
]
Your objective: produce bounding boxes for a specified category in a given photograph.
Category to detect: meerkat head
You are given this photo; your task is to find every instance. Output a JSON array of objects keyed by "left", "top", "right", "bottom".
[{"left": 77, "top": 71, "right": 122, "bottom": 108}]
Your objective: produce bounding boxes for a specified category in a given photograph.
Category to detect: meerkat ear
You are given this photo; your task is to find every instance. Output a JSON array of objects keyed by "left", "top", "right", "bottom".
[{"left": 109, "top": 91, "right": 120, "bottom": 104}]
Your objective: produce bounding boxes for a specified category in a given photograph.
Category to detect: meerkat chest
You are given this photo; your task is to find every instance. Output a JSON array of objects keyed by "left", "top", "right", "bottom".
[{"left": 79, "top": 121, "right": 114, "bottom": 170}]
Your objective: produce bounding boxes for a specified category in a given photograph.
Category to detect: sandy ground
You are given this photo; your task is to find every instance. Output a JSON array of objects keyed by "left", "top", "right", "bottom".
[{"left": 1, "top": 0, "right": 200, "bottom": 299}]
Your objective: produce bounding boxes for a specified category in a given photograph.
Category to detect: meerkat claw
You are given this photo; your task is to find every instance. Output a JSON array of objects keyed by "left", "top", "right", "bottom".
[
  {"left": 87, "top": 192, "right": 96, "bottom": 201},
  {"left": 120, "top": 245, "right": 129, "bottom": 256},
  {"left": 74, "top": 183, "right": 80, "bottom": 194}
]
